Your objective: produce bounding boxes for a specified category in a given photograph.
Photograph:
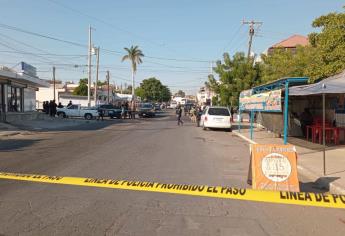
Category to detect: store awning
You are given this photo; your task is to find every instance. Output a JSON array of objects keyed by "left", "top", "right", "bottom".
[
  {"left": 290, "top": 70, "right": 345, "bottom": 96},
  {"left": 0, "top": 69, "right": 49, "bottom": 88}
]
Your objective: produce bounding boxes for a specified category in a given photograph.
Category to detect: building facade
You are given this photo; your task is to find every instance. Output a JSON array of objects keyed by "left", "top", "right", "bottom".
[
  {"left": 267, "top": 35, "right": 309, "bottom": 55},
  {"left": 0, "top": 64, "right": 49, "bottom": 122},
  {"left": 196, "top": 87, "right": 216, "bottom": 106}
]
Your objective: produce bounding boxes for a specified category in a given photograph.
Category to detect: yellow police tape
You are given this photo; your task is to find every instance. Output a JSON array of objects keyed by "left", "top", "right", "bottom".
[{"left": 0, "top": 171, "right": 345, "bottom": 209}]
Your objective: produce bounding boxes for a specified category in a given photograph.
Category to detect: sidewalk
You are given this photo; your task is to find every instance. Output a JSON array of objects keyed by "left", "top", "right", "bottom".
[
  {"left": 0, "top": 122, "right": 23, "bottom": 137},
  {"left": 233, "top": 122, "right": 345, "bottom": 194}
]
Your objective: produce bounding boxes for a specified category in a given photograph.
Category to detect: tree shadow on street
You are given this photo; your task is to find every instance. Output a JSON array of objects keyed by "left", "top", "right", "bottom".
[{"left": 0, "top": 139, "right": 43, "bottom": 152}]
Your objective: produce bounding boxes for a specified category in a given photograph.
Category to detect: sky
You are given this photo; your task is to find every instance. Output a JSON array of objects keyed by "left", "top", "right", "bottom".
[{"left": 0, "top": 0, "right": 343, "bottom": 94}]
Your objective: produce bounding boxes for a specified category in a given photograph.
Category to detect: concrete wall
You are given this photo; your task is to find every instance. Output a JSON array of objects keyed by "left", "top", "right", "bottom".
[
  {"left": 257, "top": 112, "right": 284, "bottom": 136},
  {"left": 59, "top": 97, "right": 95, "bottom": 107},
  {"left": 5, "top": 111, "right": 48, "bottom": 123}
]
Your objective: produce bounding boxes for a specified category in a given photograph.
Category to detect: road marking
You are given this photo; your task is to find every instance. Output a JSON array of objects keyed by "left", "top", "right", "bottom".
[{"left": 0, "top": 171, "right": 345, "bottom": 209}]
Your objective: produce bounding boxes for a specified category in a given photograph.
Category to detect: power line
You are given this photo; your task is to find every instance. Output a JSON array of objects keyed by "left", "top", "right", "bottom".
[
  {"left": 221, "top": 24, "right": 244, "bottom": 53},
  {"left": 0, "top": 22, "right": 213, "bottom": 63},
  {"left": 0, "top": 50, "right": 86, "bottom": 57},
  {"left": 46, "top": 0, "right": 165, "bottom": 48},
  {"left": 0, "top": 38, "right": 55, "bottom": 64},
  {"left": 0, "top": 23, "right": 87, "bottom": 48}
]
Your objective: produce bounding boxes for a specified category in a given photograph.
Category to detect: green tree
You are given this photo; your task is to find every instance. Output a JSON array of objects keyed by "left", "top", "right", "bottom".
[
  {"left": 209, "top": 52, "right": 261, "bottom": 106},
  {"left": 121, "top": 45, "right": 144, "bottom": 99},
  {"left": 306, "top": 9, "right": 345, "bottom": 82},
  {"left": 135, "top": 77, "right": 171, "bottom": 102},
  {"left": 73, "top": 78, "right": 88, "bottom": 96},
  {"left": 261, "top": 46, "right": 314, "bottom": 83},
  {"left": 174, "top": 90, "right": 185, "bottom": 97},
  {"left": 160, "top": 85, "right": 172, "bottom": 102}
]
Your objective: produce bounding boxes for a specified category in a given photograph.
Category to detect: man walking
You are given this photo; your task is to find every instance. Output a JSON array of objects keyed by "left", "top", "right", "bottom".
[{"left": 177, "top": 105, "right": 184, "bottom": 126}]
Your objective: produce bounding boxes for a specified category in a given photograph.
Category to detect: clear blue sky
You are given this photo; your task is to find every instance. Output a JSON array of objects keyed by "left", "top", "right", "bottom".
[{"left": 0, "top": 0, "right": 343, "bottom": 94}]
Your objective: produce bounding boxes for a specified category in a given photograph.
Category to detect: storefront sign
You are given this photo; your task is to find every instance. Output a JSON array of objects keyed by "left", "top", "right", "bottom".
[
  {"left": 248, "top": 144, "right": 300, "bottom": 192},
  {"left": 239, "top": 89, "right": 282, "bottom": 112},
  {"left": 21, "top": 62, "right": 37, "bottom": 77}
]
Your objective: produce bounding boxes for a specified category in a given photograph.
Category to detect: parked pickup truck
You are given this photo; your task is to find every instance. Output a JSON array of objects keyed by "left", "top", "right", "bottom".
[
  {"left": 57, "top": 104, "right": 99, "bottom": 120},
  {"left": 96, "top": 104, "right": 122, "bottom": 119}
]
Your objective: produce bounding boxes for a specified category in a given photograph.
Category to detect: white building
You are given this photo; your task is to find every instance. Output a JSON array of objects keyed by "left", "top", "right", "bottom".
[
  {"left": 36, "top": 81, "right": 65, "bottom": 109},
  {"left": 196, "top": 87, "right": 216, "bottom": 106}
]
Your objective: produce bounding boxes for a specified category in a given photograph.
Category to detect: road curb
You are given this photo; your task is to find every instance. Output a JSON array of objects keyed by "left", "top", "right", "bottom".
[
  {"left": 232, "top": 130, "right": 345, "bottom": 194},
  {"left": 0, "top": 131, "right": 21, "bottom": 137}
]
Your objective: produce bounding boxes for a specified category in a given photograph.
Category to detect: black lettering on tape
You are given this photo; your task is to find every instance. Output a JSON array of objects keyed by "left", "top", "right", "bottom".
[
  {"left": 239, "top": 189, "right": 246, "bottom": 195},
  {"left": 332, "top": 194, "right": 345, "bottom": 204},
  {"left": 207, "top": 186, "right": 218, "bottom": 193}
]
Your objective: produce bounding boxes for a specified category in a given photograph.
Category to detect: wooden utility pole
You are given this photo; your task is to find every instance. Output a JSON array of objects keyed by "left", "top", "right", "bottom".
[
  {"left": 53, "top": 66, "right": 56, "bottom": 101},
  {"left": 107, "top": 70, "right": 110, "bottom": 104},
  {"left": 87, "top": 25, "right": 92, "bottom": 107},
  {"left": 242, "top": 20, "right": 263, "bottom": 60}
]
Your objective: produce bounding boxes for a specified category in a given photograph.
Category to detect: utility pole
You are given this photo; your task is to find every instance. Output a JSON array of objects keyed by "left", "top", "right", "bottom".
[
  {"left": 87, "top": 25, "right": 92, "bottom": 107},
  {"left": 94, "top": 47, "right": 100, "bottom": 106},
  {"left": 107, "top": 70, "right": 110, "bottom": 104},
  {"left": 52, "top": 66, "right": 56, "bottom": 101},
  {"left": 242, "top": 20, "right": 263, "bottom": 60}
]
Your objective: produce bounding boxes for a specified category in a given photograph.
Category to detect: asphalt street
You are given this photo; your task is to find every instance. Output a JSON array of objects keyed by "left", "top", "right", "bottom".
[{"left": 0, "top": 112, "right": 344, "bottom": 235}]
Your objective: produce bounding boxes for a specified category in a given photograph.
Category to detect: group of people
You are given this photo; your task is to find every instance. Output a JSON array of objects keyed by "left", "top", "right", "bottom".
[
  {"left": 43, "top": 100, "right": 57, "bottom": 117},
  {"left": 176, "top": 104, "right": 203, "bottom": 126},
  {"left": 120, "top": 102, "right": 136, "bottom": 119},
  {"left": 42, "top": 100, "right": 71, "bottom": 117}
]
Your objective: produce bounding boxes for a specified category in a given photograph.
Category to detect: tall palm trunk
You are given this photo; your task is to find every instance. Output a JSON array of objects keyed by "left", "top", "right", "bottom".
[{"left": 131, "top": 65, "right": 135, "bottom": 110}]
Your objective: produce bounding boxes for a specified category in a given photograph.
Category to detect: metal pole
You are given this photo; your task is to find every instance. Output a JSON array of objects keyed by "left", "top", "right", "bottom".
[
  {"left": 131, "top": 68, "right": 135, "bottom": 110},
  {"left": 238, "top": 109, "right": 241, "bottom": 133},
  {"left": 250, "top": 110, "right": 254, "bottom": 140},
  {"left": 95, "top": 47, "right": 100, "bottom": 106},
  {"left": 283, "top": 82, "right": 289, "bottom": 144},
  {"left": 87, "top": 25, "right": 92, "bottom": 107},
  {"left": 323, "top": 93, "right": 326, "bottom": 176},
  {"left": 53, "top": 66, "right": 56, "bottom": 101},
  {"left": 107, "top": 70, "right": 110, "bottom": 104}
]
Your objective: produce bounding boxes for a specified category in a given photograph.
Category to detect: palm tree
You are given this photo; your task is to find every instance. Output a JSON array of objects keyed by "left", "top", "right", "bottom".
[{"left": 121, "top": 46, "right": 144, "bottom": 105}]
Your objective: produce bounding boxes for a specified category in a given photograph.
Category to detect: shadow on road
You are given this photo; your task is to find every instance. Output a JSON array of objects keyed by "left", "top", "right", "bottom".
[{"left": 0, "top": 139, "right": 43, "bottom": 152}]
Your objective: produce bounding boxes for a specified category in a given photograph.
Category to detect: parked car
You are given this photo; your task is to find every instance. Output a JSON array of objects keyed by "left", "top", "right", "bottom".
[
  {"left": 96, "top": 104, "right": 122, "bottom": 119},
  {"left": 154, "top": 103, "right": 161, "bottom": 111},
  {"left": 200, "top": 106, "right": 232, "bottom": 131},
  {"left": 138, "top": 103, "right": 155, "bottom": 118},
  {"left": 169, "top": 101, "right": 177, "bottom": 109},
  {"left": 57, "top": 104, "right": 99, "bottom": 120}
]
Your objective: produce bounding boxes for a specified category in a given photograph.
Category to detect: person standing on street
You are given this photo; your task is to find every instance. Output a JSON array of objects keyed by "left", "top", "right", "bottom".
[
  {"left": 177, "top": 105, "right": 184, "bottom": 126},
  {"left": 230, "top": 107, "right": 234, "bottom": 122},
  {"left": 67, "top": 100, "right": 72, "bottom": 107},
  {"left": 196, "top": 106, "right": 201, "bottom": 127},
  {"left": 52, "top": 100, "right": 57, "bottom": 117},
  {"left": 97, "top": 107, "right": 104, "bottom": 121},
  {"left": 121, "top": 104, "right": 125, "bottom": 119}
]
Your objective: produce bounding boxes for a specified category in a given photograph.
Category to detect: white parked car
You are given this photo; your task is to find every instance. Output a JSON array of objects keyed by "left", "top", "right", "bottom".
[
  {"left": 200, "top": 106, "right": 232, "bottom": 131},
  {"left": 169, "top": 101, "right": 177, "bottom": 109},
  {"left": 57, "top": 104, "right": 99, "bottom": 120}
]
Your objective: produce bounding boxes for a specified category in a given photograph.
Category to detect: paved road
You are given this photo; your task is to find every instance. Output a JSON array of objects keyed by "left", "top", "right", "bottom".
[{"left": 0, "top": 112, "right": 344, "bottom": 235}]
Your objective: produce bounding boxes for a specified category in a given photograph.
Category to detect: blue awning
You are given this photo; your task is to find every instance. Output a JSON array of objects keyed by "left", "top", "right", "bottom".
[{"left": 252, "top": 77, "right": 308, "bottom": 94}]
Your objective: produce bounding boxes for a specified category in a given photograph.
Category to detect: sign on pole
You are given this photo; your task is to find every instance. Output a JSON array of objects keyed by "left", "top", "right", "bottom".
[{"left": 239, "top": 89, "right": 282, "bottom": 112}]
